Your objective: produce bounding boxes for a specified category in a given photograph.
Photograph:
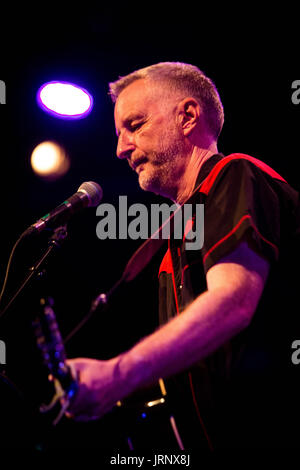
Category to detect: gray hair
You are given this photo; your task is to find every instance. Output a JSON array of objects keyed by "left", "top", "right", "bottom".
[{"left": 109, "top": 62, "right": 224, "bottom": 139}]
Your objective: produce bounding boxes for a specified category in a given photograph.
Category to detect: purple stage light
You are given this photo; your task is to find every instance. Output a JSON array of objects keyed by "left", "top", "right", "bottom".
[{"left": 37, "top": 81, "right": 93, "bottom": 119}]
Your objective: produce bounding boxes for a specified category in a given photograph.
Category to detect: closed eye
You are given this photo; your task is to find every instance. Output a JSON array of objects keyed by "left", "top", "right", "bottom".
[
  {"left": 115, "top": 114, "right": 146, "bottom": 137},
  {"left": 129, "top": 120, "right": 144, "bottom": 132}
]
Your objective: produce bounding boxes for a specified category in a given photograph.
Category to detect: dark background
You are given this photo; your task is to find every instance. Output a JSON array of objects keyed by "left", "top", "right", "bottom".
[{"left": 0, "top": 6, "right": 299, "bottom": 451}]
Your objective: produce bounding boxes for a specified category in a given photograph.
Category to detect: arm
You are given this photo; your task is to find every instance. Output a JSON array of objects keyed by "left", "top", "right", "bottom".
[{"left": 67, "top": 241, "right": 269, "bottom": 420}]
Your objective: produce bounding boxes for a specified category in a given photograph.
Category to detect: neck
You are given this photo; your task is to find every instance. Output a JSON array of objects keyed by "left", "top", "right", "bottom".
[{"left": 174, "top": 143, "right": 218, "bottom": 205}]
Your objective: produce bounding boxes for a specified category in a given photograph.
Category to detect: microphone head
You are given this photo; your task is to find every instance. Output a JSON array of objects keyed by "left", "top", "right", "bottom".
[{"left": 78, "top": 181, "right": 103, "bottom": 207}]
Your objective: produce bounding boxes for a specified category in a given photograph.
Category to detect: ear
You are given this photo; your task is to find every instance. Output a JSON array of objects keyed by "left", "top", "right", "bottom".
[{"left": 177, "top": 97, "right": 201, "bottom": 136}]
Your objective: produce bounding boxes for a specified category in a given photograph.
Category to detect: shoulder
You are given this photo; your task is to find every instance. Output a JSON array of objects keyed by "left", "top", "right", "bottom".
[{"left": 199, "top": 153, "right": 287, "bottom": 196}]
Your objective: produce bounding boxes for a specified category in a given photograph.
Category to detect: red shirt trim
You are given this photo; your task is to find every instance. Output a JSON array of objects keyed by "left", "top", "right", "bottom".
[
  {"left": 199, "top": 153, "right": 287, "bottom": 196},
  {"left": 203, "top": 214, "right": 279, "bottom": 265},
  {"left": 158, "top": 246, "right": 173, "bottom": 277}
]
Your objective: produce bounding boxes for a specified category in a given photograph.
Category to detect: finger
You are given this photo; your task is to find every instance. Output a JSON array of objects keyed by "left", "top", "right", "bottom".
[
  {"left": 67, "top": 361, "right": 80, "bottom": 381},
  {"left": 66, "top": 358, "right": 87, "bottom": 373}
]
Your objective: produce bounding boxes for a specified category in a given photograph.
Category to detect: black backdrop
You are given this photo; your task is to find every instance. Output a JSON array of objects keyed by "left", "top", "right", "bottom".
[{"left": 0, "top": 5, "right": 299, "bottom": 453}]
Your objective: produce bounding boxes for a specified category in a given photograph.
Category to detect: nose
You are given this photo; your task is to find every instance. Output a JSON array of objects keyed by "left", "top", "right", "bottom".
[{"left": 116, "top": 130, "right": 136, "bottom": 160}]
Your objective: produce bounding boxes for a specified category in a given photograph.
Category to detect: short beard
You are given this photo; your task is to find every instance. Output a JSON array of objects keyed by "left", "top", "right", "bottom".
[{"left": 138, "top": 125, "right": 187, "bottom": 199}]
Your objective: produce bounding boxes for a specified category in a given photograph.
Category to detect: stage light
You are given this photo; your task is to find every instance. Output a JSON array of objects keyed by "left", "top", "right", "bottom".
[
  {"left": 30, "top": 141, "right": 70, "bottom": 180},
  {"left": 37, "top": 81, "right": 93, "bottom": 119}
]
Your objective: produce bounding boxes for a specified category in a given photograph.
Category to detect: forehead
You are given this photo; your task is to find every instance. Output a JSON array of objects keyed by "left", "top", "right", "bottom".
[{"left": 114, "top": 79, "right": 164, "bottom": 122}]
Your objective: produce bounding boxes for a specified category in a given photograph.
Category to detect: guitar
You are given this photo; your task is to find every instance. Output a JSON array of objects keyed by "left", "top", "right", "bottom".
[{"left": 32, "top": 295, "right": 188, "bottom": 450}]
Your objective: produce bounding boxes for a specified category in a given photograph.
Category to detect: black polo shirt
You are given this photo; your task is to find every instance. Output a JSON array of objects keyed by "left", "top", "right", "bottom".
[{"left": 158, "top": 153, "right": 300, "bottom": 449}]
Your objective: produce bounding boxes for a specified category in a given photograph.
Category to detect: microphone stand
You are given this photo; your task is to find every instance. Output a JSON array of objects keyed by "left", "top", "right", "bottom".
[
  {"left": 0, "top": 221, "right": 127, "bottom": 445},
  {"left": 0, "top": 225, "right": 79, "bottom": 437},
  {"left": 0, "top": 225, "right": 68, "bottom": 318}
]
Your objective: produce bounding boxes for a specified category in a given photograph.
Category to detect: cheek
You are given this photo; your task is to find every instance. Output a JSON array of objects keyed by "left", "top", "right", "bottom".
[
  {"left": 136, "top": 116, "right": 177, "bottom": 153},
  {"left": 135, "top": 130, "right": 158, "bottom": 152},
  {"left": 137, "top": 117, "right": 168, "bottom": 145}
]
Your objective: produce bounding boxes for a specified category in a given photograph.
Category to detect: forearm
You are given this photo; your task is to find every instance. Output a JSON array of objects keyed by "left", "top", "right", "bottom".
[
  {"left": 66, "top": 244, "right": 268, "bottom": 420},
  {"left": 117, "top": 286, "right": 252, "bottom": 394}
]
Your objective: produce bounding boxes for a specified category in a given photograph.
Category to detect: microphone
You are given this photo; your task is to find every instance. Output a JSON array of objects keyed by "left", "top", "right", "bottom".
[{"left": 24, "top": 181, "right": 103, "bottom": 236}]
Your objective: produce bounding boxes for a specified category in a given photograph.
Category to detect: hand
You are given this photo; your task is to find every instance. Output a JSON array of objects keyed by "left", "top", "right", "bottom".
[{"left": 65, "top": 356, "right": 126, "bottom": 422}]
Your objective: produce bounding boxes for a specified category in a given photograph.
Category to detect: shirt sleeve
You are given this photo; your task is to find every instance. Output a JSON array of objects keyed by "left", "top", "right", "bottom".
[{"left": 201, "top": 158, "right": 281, "bottom": 273}]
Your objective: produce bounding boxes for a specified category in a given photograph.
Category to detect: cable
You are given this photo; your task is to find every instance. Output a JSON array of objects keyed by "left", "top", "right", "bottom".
[
  {"left": 188, "top": 371, "right": 214, "bottom": 452},
  {"left": 0, "top": 231, "right": 28, "bottom": 316},
  {"left": 63, "top": 277, "right": 123, "bottom": 345}
]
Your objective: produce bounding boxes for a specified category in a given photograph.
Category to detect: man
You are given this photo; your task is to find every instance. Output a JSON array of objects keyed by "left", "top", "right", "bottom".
[{"left": 66, "top": 62, "right": 300, "bottom": 449}]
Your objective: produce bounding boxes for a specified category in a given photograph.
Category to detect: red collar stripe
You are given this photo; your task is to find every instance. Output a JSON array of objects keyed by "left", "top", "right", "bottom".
[{"left": 199, "top": 153, "right": 287, "bottom": 196}]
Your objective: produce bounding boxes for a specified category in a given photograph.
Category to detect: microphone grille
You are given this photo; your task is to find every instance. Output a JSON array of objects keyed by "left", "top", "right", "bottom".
[{"left": 78, "top": 181, "right": 103, "bottom": 207}]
